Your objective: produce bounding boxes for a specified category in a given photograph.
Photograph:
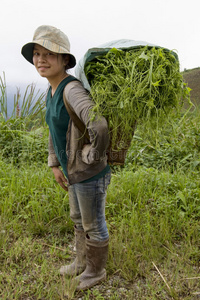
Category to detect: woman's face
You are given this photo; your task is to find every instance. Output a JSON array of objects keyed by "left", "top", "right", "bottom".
[{"left": 33, "top": 44, "right": 68, "bottom": 80}]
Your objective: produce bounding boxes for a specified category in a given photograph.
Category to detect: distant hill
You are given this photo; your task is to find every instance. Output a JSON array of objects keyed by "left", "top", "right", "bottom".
[{"left": 182, "top": 67, "right": 200, "bottom": 107}]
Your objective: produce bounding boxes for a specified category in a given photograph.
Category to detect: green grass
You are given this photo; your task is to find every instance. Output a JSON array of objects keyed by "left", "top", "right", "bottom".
[
  {"left": 0, "top": 161, "right": 199, "bottom": 298},
  {"left": 0, "top": 76, "right": 199, "bottom": 299}
]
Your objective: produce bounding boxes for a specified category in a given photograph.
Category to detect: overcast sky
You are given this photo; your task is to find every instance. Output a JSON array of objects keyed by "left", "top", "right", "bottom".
[{"left": 1, "top": 0, "right": 199, "bottom": 90}]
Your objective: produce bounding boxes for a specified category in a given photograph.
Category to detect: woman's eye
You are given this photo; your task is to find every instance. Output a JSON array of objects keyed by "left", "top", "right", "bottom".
[{"left": 33, "top": 52, "right": 39, "bottom": 56}]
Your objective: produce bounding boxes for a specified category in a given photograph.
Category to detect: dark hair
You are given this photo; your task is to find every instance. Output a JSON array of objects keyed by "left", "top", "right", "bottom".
[{"left": 62, "top": 54, "right": 71, "bottom": 70}]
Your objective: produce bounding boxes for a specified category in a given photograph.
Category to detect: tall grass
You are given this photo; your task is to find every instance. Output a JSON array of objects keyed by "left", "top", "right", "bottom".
[
  {"left": 0, "top": 115, "right": 48, "bottom": 164},
  {"left": 0, "top": 77, "right": 200, "bottom": 299},
  {"left": 0, "top": 73, "right": 48, "bottom": 164},
  {"left": 126, "top": 107, "right": 199, "bottom": 171},
  {"left": 0, "top": 72, "right": 46, "bottom": 125}
]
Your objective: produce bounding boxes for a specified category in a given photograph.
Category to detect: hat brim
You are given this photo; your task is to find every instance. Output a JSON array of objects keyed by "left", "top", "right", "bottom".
[{"left": 21, "top": 42, "right": 76, "bottom": 69}]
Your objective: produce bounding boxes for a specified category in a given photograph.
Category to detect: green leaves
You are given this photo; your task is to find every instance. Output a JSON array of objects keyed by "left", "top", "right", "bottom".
[
  {"left": 85, "top": 46, "right": 191, "bottom": 150},
  {"left": 139, "top": 51, "right": 149, "bottom": 61}
]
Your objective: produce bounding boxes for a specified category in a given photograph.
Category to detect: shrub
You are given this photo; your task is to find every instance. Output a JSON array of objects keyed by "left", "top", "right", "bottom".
[{"left": 0, "top": 115, "right": 48, "bottom": 164}]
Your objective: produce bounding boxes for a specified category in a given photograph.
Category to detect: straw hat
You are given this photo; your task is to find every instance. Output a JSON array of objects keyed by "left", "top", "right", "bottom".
[{"left": 21, "top": 25, "right": 76, "bottom": 68}]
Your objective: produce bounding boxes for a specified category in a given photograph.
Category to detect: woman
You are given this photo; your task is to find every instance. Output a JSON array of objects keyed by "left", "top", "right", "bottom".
[{"left": 21, "top": 25, "right": 111, "bottom": 291}]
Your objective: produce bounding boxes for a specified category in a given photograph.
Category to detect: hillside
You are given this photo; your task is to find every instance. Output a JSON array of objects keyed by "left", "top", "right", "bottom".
[{"left": 183, "top": 67, "right": 200, "bottom": 106}]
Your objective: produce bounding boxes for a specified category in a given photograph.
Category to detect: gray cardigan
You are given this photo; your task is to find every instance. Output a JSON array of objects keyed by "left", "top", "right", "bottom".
[{"left": 48, "top": 80, "right": 109, "bottom": 185}]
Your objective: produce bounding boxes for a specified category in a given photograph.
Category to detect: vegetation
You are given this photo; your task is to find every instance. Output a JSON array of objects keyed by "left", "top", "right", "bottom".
[
  {"left": 0, "top": 72, "right": 200, "bottom": 299},
  {"left": 85, "top": 47, "right": 191, "bottom": 150},
  {"left": 0, "top": 72, "right": 46, "bottom": 123},
  {"left": 0, "top": 73, "right": 48, "bottom": 165}
]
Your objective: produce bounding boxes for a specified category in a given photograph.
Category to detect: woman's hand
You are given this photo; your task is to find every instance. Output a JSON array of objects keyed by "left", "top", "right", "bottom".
[{"left": 51, "top": 167, "right": 68, "bottom": 191}]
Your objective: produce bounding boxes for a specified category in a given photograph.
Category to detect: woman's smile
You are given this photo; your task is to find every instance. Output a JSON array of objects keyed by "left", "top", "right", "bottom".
[
  {"left": 37, "top": 65, "right": 50, "bottom": 72},
  {"left": 33, "top": 44, "right": 67, "bottom": 86}
]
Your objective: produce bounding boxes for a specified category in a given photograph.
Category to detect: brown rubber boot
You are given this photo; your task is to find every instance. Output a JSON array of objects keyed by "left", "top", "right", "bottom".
[
  {"left": 74, "top": 237, "right": 109, "bottom": 291},
  {"left": 60, "top": 226, "right": 86, "bottom": 276}
]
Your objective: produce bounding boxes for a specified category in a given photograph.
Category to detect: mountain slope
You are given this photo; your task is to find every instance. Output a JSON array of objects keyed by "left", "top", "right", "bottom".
[{"left": 183, "top": 67, "right": 200, "bottom": 106}]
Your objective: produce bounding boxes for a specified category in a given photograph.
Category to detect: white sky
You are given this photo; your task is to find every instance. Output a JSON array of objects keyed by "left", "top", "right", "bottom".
[{"left": 1, "top": 0, "right": 199, "bottom": 90}]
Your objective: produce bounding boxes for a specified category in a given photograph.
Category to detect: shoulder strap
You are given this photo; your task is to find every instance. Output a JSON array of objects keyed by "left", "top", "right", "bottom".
[{"left": 63, "top": 86, "right": 90, "bottom": 140}]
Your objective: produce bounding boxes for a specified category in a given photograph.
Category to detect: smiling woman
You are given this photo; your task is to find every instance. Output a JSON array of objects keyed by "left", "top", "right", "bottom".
[
  {"left": 32, "top": 45, "right": 69, "bottom": 95},
  {"left": 21, "top": 25, "right": 76, "bottom": 95},
  {"left": 20, "top": 25, "right": 112, "bottom": 291}
]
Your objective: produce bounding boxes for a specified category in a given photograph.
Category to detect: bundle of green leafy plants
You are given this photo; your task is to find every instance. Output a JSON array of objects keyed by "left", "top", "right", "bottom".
[{"left": 84, "top": 46, "right": 190, "bottom": 150}]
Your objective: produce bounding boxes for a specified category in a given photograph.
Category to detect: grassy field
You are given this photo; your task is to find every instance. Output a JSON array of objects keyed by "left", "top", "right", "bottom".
[{"left": 0, "top": 72, "right": 200, "bottom": 299}]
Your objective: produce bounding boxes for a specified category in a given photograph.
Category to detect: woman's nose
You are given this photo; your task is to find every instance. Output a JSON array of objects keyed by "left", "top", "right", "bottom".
[{"left": 38, "top": 54, "right": 46, "bottom": 62}]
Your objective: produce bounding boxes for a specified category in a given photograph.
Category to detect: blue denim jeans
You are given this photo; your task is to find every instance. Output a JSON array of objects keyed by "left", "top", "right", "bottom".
[{"left": 68, "top": 171, "right": 111, "bottom": 241}]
